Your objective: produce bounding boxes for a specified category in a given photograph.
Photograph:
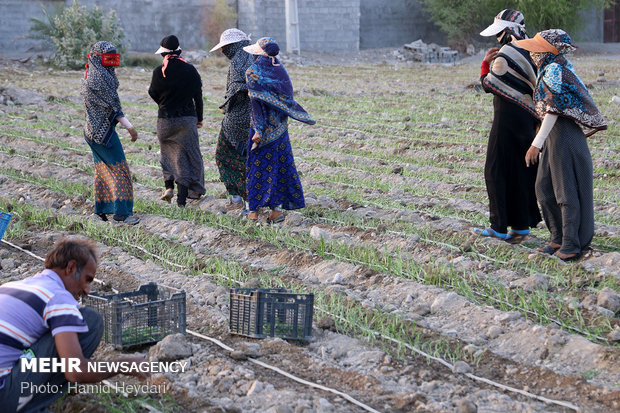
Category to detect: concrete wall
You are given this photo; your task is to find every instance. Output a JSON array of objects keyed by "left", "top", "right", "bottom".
[
  {"left": 576, "top": 6, "right": 604, "bottom": 42},
  {"left": 238, "top": 0, "right": 286, "bottom": 50},
  {"left": 298, "top": 0, "right": 360, "bottom": 51},
  {"left": 238, "top": 0, "right": 360, "bottom": 52},
  {"left": 78, "top": 0, "right": 214, "bottom": 52},
  {"left": 0, "top": 0, "right": 215, "bottom": 55},
  {"left": 359, "top": 0, "right": 445, "bottom": 48},
  {"left": 0, "top": 0, "right": 64, "bottom": 53},
  {"left": 0, "top": 0, "right": 607, "bottom": 55}
]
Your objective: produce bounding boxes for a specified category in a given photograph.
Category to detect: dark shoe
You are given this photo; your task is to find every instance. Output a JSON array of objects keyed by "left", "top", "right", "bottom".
[
  {"left": 113, "top": 215, "right": 140, "bottom": 225},
  {"left": 122, "top": 216, "right": 140, "bottom": 225},
  {"left": 536, "top": 243, "right": 560, "bottom": 255},
  {"left": 94, "top": 213, "right": 108, "bottom": 222},
  {"left": 188, "top": 190, "right": 202, "bottom": 200},
  {"left": 267, "top": 212, "right": 285, "bottom": 224}
]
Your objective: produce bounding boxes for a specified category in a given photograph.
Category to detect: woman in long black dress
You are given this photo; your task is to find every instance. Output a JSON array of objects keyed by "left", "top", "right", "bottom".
[
  {"left": 149, "top": 35, "right": 205, "bottom": 207},
  {"left": 473, "top": 9, "right": 541, "bottom": 243}
]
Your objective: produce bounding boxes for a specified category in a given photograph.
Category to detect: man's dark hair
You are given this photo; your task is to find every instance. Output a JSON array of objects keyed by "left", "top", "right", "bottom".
[{"left": 44, "top": 237, "right": 98, "bottom": 271}]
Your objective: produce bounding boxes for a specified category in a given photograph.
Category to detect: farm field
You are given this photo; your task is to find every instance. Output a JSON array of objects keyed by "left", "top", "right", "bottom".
[{"left": 0, "top": 52, "right": 619, "bottom": 412}]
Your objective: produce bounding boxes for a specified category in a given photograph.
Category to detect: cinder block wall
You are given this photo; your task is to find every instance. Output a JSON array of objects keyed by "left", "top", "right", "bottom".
[
  {"left": 238, "top": 0, "right": 286, "bottom": 48},
  {"left": 238, "top": 0, "right": 360, "bottom": 52},
  {"left": 78, "top": 0, "right": 214, "bottom": 52},
  {"left": 0, "top": 0, "right": 608, "bottom": 55},
  {"left": 0, "top": 0, "right": 214, "bottom": 55},
  {"left": 0, "top": 0, "right": 64, "bottom": 53},
  {"left": 359, "top": 0, "right": 445, "bottom": 48},
  {"left": 298, "top": 0, "right": 359, "bottom": 51}
]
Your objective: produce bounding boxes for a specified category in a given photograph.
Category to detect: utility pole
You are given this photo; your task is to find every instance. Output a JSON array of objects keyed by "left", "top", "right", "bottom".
[{"left": 285, "top": 0, "right": 300, "bottom": 54}]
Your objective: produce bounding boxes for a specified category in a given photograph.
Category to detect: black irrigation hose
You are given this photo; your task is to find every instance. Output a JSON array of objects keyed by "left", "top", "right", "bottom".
[
  {"left": 1, "top": 239, "right": 580, "bottom": 412},
  {"left": 0, "top": 239, "right": 380, "bottom": 413}
]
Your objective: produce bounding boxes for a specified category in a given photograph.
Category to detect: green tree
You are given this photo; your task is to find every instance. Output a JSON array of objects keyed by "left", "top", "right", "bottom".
[
  {"left": 421, "top": 0, "right": 610, "bottom": 47},
  {"left": 203, "top": 0, "right": 238, "bottom": 50},
  {"left": 29, "top": 0, "right": 126, "bottom": 70},
  {"left": 516, "top": 0, "right": 609, "bottom": 34}
]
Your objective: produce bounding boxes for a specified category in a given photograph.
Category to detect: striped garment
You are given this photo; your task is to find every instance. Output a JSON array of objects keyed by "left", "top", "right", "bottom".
[
  {"left": 0, "top": 270, "right": 88, "bottom": 378},
  {"left": 483, "top": 42, "right": 538, "bottom": 119}
]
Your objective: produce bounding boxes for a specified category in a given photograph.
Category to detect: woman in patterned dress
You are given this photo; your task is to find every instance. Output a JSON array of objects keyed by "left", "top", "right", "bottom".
[
  {"left": 210, "top": 29, "right": 254, "bottom": 210},
  {"left": 81, "top": 41, "right": 139, "bottom": 225},
  {"left": 516, "top": 30, "right": 607, "bottom": 260},
  {"left": 243, "top": 37, "right": 315, "bottom": 223}
]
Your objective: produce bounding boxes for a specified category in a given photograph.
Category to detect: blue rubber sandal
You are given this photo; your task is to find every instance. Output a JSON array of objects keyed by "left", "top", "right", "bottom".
[
  {"left": 506, "top": 229, "right": 530, "bottom": 245},
  {"left": 471, "top": 227, "right": 510, "bottom": 240}
]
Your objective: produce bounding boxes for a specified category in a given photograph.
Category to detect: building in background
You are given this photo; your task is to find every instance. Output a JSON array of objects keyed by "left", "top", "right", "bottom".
[
  {"left": 0, "top": 0, "right": 616, "bottom": 56},
  {"left": 604, "top": 0, "right": 620, "bottom": 42}
]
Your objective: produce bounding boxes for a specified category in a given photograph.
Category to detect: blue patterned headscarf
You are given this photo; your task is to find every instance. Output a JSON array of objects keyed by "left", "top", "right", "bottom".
[
  {"left": 245, "top": 38, "right": 315, "bottom": 126},
  {"left": 532, "top": 30, "right": 606, "bottom": 136}
]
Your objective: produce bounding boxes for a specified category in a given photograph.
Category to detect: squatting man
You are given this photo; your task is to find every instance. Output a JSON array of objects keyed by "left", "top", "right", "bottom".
[{"left": 0, "top": 237, "right": 158, "bottom": 412}]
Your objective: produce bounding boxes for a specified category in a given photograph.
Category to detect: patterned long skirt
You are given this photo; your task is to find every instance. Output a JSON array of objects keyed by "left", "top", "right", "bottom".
[
  {"left": 215, "top": 130, "right": 247, "bottom": 199},
  {"left": 157, "top": 116, "right": 205, "bottom": 195},
  {"left": 246, "top": 129, "right": 305, "bottom": 211},
  {"left": 86, "top": 129, "right": 134, "bottom": 216}
]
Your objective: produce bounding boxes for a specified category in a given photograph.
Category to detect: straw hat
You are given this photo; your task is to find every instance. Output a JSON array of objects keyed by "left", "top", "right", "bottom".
[
  {"left": 243, "top": 37, "right": 280, "bottom": 57},
  {"left": 514, "top": 29, "right": 576, "bottom": 55},
  {"left": 209, "top": 28, "right": 251, "bottom": 52}
]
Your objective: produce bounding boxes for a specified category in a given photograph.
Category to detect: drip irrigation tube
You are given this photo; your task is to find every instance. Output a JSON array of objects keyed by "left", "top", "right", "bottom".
[
  {"left": 1, "top": 235, "right": 585, "bottom": 411},
  {"left": 1, "top": 239, "right": 380, "bottom": 413},
  {"left": 0, "top": 214, "right": 602, "bottom": 410},
  {"left": 204, "top": 269, "right": 582, "bottom": 412},
  {"left": 0, "top": 187, "right": 609, "bottom": 344}
]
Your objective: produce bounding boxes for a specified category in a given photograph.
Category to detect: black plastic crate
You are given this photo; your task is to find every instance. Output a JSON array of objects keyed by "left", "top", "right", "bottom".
[
  {"left": 83, "top": 282, "right": 186, "bottom": 349},
  {"left": 229, "top": 288, "right": 314, "bottom": 340}
]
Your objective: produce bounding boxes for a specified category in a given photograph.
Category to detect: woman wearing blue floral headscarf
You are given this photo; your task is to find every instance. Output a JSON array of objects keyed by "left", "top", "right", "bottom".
[
  {"left": 515, "top": 30, "right": 607, "bottom": 261},
  {"left": 243, "top": 37, "right": 315, "bottom": 223}
]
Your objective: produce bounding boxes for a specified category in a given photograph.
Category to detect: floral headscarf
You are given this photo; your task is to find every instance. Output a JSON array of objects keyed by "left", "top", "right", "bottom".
[
  {"left": 526, "top": 30, "right": 606, "bottom": 136},
  {"left": 219, "top": 39, "right": 253, "bottom": 149},
  {"left": 245, "top": 38, "right": 315, "bottom": 126}
]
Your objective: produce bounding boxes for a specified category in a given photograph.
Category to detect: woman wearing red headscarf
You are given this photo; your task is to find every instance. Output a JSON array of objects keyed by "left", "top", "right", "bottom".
[{"left": 82, "top": 41, "right": 139, "bottom": 225}]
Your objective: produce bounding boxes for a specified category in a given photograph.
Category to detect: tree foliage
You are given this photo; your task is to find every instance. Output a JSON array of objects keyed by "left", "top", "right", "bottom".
[
  {"left": 421, "top": 0, "right": 610, "bottom": 47},
  {"left": 203, "top": 0, "right": 238, "bottom": 51},
  {"left": 29, "top": 0, "right": 126, "bottom": 70}
]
